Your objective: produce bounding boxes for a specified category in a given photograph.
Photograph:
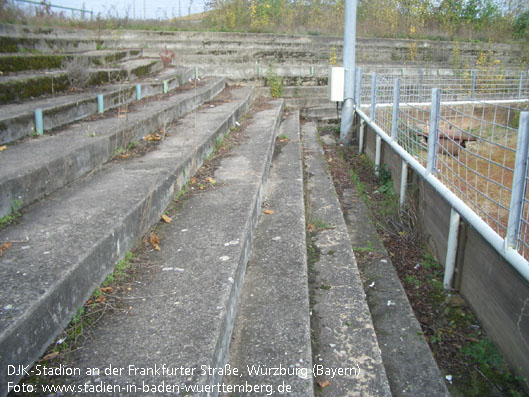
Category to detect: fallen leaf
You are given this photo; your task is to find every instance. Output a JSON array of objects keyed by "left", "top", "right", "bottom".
[
  {"left": 263, "top": 209, "right": 275, "bottom": 215},
  {"left": 0, "top": 146, "right": 6, "bottom": 152},
  {"left": 145, "top": 133, "right": 162, "bottom": 141},
  {"left": 42, "top": 351, "right": 59, "bottom": 361},
  {"left": 317, "top": 380, "right": 330, "bottom": 388},
  {"left": 120, "top": 154, "right": 130, "bottom": 159},
  {"left": 0, "top": 242, "right": 12, "bottom": 257},
  {"left": 95, "top": 295, "right": 106, "bottom": 303},
  {"left": 161, "top": 214, "right": 172, "bottom": 223},
  {"left": 100, "top": 287, "right": 113, "bottom": 294},
  {"left": 328, "top": 157, "right": 333, "bottom": 162},
  {"left": 150, "top": 232, "right": 161, "bottom": 251},
  {"left": 206, "top": 177, "right": 216, "bottom": 185}
]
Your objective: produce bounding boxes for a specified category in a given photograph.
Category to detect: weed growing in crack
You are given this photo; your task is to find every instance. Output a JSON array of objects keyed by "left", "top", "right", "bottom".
[{"left": 0, "top": 198, "right": 22, "bottom": 230}]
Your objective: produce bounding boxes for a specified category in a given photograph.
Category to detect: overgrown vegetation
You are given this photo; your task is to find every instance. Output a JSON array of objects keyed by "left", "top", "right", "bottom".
[
  {"left": 319, "top": 125, "right": 528, "bottom": 396},
  {"left": 1, "top": 0, "right": 528, "bottom": 45},
  {"left": 204, "top": 0, "right": 529, "bottom": 42}
]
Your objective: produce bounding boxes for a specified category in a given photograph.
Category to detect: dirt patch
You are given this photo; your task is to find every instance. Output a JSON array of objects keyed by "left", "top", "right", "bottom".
[{"left": 318, "top": 124, "right": 528, "bottom": 397}]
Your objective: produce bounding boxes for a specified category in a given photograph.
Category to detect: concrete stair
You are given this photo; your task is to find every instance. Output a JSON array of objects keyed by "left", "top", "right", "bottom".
[
  {"left": 0, "top": 57, "right": 163, "bottom": 104},
  {"left": 0, "top": 84, "right": 254, "bottom": 394},
  {"left": 0, "top": 66, "right": 195, "bottom": 144},
  {"left": 0, "top": 76, "right": 226, "bottom": 217},
  {"left": 226, "top": 111, "right": 314, "bottom": 395},
  {"left": 0, "top": 25, "right": 456, "bottom": 397}
]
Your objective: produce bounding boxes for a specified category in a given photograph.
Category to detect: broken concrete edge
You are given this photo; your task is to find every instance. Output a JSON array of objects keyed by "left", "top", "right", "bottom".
[
  {"left": 208, "top": 100, "right": 284, "bottom": 389},
  {"left": 0, "top": 77, "right": 226, "bottom": 218},
  {"left": 0, "top": 68, "right": 193, "bottom": 145},
  {"left": 302, "top": 122, "right": 392, "bottom": 396},
  {"left": 0, "top": 88, "right": 257, "bottom": 395}
]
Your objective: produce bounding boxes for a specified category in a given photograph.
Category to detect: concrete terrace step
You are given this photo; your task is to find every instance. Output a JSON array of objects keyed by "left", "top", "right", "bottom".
[
  {"left": 0, "top": 49, "right": 143, "bottom": 74},
  {"left": 302, "top": 121, "right": 392, "bottom": 395},
  {"left": 0, "top": 67, "right": 195, "bottom": 144},
  {"left": 0, "top": 58, "right": 162, "bottom": 104},
  {"left": 227, "top": 110, "right": 313, "bottom": 395},
  {"left": 341, "top": 182, "right": 450, "bottom": 396},
  {"left": 0, "top": 76, "right": 226, "bottom": 217},
  {"left": 0, "top": 86, "right": 256, "bottom": 394}
]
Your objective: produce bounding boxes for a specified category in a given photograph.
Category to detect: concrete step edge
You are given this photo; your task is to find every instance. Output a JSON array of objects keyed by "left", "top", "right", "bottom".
[
  {"left": 302, "top": 121, "right": 392, "bottom": 396},
  {"left": 0, "top": 77, "right": 226, "bottom": 218},
  {"left": 227, "top": 110, "right": 314, "bottom": 396},
  {"left": 0, "top": 67, "right": 194, "bottom": 144},
  {"left": 0, "top": 58, "right": 163, "bottom": 104},
  {"left": 0, "top": 86, "right": 257, "bottom": 394}
]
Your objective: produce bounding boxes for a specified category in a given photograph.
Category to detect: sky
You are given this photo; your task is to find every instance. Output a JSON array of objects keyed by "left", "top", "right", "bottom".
[{"left": 16, "top": 0, "right": 208, "bottom": 19}]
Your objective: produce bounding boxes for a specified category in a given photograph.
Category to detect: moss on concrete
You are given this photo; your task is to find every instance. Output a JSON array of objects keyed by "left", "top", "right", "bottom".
[{"left": 0, "top": 55, "right": 66, "bottom": 74}]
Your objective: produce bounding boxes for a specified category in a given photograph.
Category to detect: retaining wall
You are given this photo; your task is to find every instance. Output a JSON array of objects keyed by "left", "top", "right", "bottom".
[{"left": 359, "top": 117, "right": 529, "bottom": 392}]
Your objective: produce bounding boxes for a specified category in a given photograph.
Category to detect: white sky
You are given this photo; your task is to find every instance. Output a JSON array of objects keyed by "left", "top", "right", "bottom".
[{"left": 17, "top": 0, "right": 208, "bottom": 19}]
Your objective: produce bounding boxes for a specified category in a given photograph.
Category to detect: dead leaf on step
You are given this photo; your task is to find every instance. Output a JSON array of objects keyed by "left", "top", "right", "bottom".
[
  {"left": 0, "top": 242, "right": 12, "bottom": 257},
  {"left": 317, "top": 380, "right": 330, "bottom": 388},
  {"left": 150, "top": 232, "right": 161, "bottom": 251},
  {"left": 100, "top": 287, "right": 113, "bottom": 294},
  {"left": 263, "top": 209, "right": 275, "bottom": 215},
  {"left": 0, "top": 146, "right": 6, "bottom": 152},
  {"left": 42, "top": 351, "right": 59, "bottom": 361},
  {"left": 145, "top": 133, "right": 162, "bottom": 141},
  {"left": 161, "top": 214, "right": 172, "bottom": 223}
]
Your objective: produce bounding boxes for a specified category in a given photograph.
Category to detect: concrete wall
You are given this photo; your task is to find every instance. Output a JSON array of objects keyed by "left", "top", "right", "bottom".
[{"left": 361, "top": 122, "right": 529, "bottom": 391}]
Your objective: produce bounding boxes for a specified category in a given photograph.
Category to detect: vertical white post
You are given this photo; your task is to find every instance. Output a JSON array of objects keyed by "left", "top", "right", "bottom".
[
  {"left": 391, "top": 78, "right": 400, "bottom": 141},
  {"left": 359, "top": 120, "right": 365, "bottom": 154},
  {"left": 355, "top": 67, "right": 362, "bottom": 107},
  {"left": 400, "top": 160, "right": 408, "bottom": 207},
  {"left": 505, "top": 112, "right": 529, "bottom": 250},
  {"left": 427, "top": 88, "right": 441, "bottom": 175},
  {"left": 444, "top": 208, "right": 461, "bottom": 289},
  {"left": 370, "top": 72, "right": 377, "bottom": 122},
  {"left": 375, "top": 134, "right": 381, "bottom": 176},
  {"left": 339, "top": 0, "right": 358, "bottom": 143}
]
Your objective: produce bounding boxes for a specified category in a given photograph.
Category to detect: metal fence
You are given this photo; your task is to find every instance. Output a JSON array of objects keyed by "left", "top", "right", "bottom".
[{"left": 353, "top": 67, "right": 529, "bottom": 284}]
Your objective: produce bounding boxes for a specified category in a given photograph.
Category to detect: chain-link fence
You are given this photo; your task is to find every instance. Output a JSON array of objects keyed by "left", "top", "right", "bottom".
[{"left": 356, "top": 67, "right": 529, "bottom": 263}]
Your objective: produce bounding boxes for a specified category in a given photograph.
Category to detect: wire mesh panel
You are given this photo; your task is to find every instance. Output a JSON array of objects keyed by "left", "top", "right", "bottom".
[
  {"left": 435, "top": 99, "right": 520, "bottom": 239},
  {"left": 360, "top": 68, "right": 529, "bottom": 259}
]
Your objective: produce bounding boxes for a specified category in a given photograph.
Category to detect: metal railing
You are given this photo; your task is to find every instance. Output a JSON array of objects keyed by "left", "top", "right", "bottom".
[
  {"left": 353, "top": 67, "right": 529, "bottom": 285},
  {"left": 13, "top": 0, "right": 93, "bottom": 19}
]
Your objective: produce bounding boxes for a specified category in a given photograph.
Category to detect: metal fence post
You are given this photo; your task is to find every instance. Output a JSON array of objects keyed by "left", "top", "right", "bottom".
[
  {"left": 370, "top": 72, "right": 377, "bottom": 122},
  {"left": 418, "top": 68, "right": 424, "bottom": 102},
  {"left": 97, "top": 94, "right": 104, "bottom": 114},
  {"left": 359, "top": 120, "right": 365, "bottom": 154},
  {"left": 400, "top": 160, "right": 408, "bottom": 207},
  {"left": 426, "top": 88, "right": 441, "bottom": 175},
  {"left": 444, "top": 208, "right": 461, "bottom": 289},
  {"left": 518, "top": 70, "right": 523, "bottom": 99},
  {"left": 471, "top": 70, "right": 476, "bottom": 99},
  {"left": 505, "top": 111, "right": 529, "bottom": 250},
  {"left": 391, "top": 78, "right": 400, "bottom": 141},
  {"left": 355, "top": 67, "right": 362, "bottom": 107},
  {"left": 375, "top": 134, "right": 381, "bottom": 176},
  {"left": 34, "top": 109, "right": 43, "bottom": 135}
]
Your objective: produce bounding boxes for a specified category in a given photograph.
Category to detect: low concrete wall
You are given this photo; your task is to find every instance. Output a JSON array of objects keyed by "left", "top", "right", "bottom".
[{"left": 361, "top": 122, "right": 529, "bottom": 392}]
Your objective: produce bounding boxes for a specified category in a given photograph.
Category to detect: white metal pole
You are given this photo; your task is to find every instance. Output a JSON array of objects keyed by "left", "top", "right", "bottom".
[
  {"left": 444, "top": 208, "right": 461, "bottom": 289},
  {"left": 505, "top": 112, "right": 529, "bottom": 250},
  {"left": 339, "top": 0, "right": 357, "bottom": 143}
]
